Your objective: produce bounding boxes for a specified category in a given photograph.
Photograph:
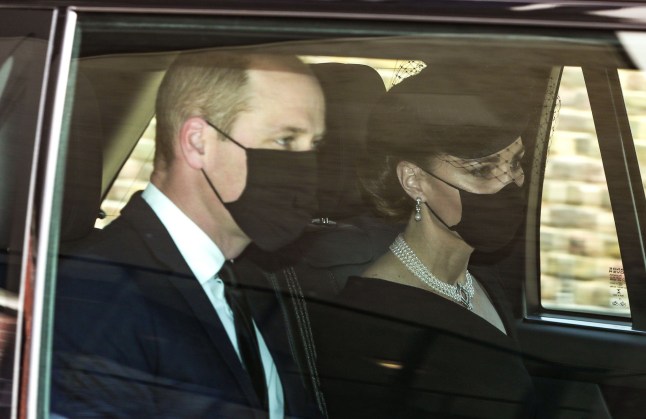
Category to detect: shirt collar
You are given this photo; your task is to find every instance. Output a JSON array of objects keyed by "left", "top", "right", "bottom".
[{"left": 142, "top": 183, "right": 225, "bottom": 284}]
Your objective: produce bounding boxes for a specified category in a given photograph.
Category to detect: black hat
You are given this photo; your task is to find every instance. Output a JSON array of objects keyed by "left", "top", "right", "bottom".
[{"left": 384, "top": 63, "right": 548, "bottom": 159}]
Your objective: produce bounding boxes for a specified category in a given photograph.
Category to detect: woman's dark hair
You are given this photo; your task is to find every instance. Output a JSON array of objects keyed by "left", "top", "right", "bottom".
[
  {"left": 358, "top": 92, "right": 441, "bottom": 221},
  {"left": 358, "top": 63, "right": 548, "bottom": 221}
]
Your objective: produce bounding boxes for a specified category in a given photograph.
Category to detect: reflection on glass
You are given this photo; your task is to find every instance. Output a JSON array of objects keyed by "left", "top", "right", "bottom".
[{"left": 96, "top": 119, "right": 155, "bottom": 229}]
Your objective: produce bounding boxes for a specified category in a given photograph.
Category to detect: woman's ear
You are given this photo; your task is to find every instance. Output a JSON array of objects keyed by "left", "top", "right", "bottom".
[
  {"left": 179, "top": 117, "right": 209, "bottom": 170},
  {"left": 396, "top": 161, "right": 425, "bottom": 200}
]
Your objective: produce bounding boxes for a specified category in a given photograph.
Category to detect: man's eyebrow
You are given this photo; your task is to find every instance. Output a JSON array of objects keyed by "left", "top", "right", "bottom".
[
  {"left": 273, "top": 126, "right": 309, "bottom": 135},
  {"left": 283, "top": 126, "right": 306, "bottom": 134},
  {"left": 276, "top": 126, "right": 326, "bottom": 138}
]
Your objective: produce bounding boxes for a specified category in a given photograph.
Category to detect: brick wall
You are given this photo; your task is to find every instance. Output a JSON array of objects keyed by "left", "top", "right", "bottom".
[{"left": 540, "top": 67, "right": 646, "bottom": 314}]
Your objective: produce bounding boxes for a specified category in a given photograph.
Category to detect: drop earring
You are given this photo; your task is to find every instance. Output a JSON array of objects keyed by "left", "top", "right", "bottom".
[{"left": 414, "top": 197, "right": 422, "bottom": 221}]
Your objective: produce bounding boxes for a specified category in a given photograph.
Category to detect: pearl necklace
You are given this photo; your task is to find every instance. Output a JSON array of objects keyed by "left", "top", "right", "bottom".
[{"left": 389, "top": 234, "right": 475, "bottom": 310}]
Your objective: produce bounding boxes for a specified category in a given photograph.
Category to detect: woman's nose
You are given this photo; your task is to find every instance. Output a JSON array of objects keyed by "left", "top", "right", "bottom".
[
  {"left": 498, "top": 165, "right": 524, "bottom": 187},
  {"left": 513, "top": 170, "right": 525, "bottom": 187}
]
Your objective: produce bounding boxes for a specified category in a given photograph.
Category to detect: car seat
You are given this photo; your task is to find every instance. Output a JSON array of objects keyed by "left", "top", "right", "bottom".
[{"left": 273, "top": 63, "right": 401, "bottom": 298}]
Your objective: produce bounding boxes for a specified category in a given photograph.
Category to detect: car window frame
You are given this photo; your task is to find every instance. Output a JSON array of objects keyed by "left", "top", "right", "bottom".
[
  {"left": 523, "top": 57, "right": 646, "bottom": 332},
  {"left": 23, "top": 8, "right": 74, "bottom": 419},
  {"left": 583, "top": 66, "right": 646, "bottom": 328}
]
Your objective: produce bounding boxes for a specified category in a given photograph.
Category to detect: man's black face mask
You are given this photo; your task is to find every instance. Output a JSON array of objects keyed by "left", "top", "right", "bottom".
[{"left": 201, "top": 120, "right": 318, "bottom": 252}]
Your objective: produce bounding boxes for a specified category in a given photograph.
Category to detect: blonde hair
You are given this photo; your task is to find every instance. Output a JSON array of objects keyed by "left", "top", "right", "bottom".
[
  {"left": 154, "top": 51, "right": 314, "bottom": 169},
  {"left": 154, "top": 51, "right": 250, "bottom": 168}
]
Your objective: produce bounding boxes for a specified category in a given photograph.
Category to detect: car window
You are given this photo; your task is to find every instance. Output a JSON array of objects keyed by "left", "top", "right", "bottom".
[
  {"left": 540, "top": 66, "right": 630, "bottom": 316},
  {"left": 96, "top": 119, "right": 156, "bottom": 229},
  {"left": 620, "top": 68, "right": 646, "bottom": 196},
  {"left": 49, "top": 12, "right": 645, "bottom": 419}
]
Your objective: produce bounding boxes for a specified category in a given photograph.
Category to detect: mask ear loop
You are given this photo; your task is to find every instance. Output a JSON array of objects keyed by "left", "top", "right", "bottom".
[
  {"left": 202, "top": 169, "right": 225, "bottom": 204},
  {"left": 418, "top": 165, "right": 463, "bottom": 191},
  {"left": 424, "top": 202, "right": 456, "bottom": 231},
  {"left": 201, "top": 118, "right": 248, "bottom": 205},
  {"left": 416, "top": 165, "right": 460, "bottom": 230},
  {"left": 203, "top": 119, "right": 248, "bottom": 150}
]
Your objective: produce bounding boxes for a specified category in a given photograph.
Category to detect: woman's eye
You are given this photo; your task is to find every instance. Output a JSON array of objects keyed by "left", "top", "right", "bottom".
[
  {"left": 469, "top": 164, "right": 494, "bottom": 178},
  {"left": 510, "top": 159, "right": 521, "bottom": 171},
  {"left": 509, "top": 152, "right": 525, "bottom": 171}
]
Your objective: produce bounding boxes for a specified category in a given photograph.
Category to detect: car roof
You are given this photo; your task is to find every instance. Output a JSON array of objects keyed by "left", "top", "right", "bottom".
[{"left": 3, "top": 0, "right": 646, "bottom": 30}]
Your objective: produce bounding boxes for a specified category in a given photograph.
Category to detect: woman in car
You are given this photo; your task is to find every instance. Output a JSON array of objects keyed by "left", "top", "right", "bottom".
[{"left": 311, "top": 64, "right": 548, "bottom": 418}]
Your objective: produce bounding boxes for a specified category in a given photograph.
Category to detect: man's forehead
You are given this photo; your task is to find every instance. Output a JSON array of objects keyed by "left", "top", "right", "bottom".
[
  {"left": 236, "top": 66, "right": 325, "bottom": 137},
  {"left": 246, "top": 53, "right": 312, "bottom": 76},
  {"left": 246, "top": 65, "right": 317, "bottom": 90},
  {"left": 245, "top": 65, "right": 324, "bottom": 110}
]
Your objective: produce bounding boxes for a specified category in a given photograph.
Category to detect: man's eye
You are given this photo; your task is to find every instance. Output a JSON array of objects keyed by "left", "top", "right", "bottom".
[{"left": 275, "top": 136, "right": 295, "bottom": 147}]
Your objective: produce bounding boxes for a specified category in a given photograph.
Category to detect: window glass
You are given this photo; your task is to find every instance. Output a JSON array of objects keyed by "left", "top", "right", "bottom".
[
  {"left": 0, "top": 56, "right": 14, "bottom": 98},
  {"left": 51, "top": 13, "right": 637, "bottom": 419},
  {"left": 619, "top": 68, "right": 646, "bottom": 194},
  {"left": 540, "top": 66, "right": 630, "bottom": 316},
  {"left": 96, "top": 119, "right": 155, "bottom": 229}
]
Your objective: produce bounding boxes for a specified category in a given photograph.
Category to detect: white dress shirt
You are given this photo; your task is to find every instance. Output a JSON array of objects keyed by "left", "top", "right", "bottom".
[{"left": 142, "top": 184, "right": 284, "bottom": 418}]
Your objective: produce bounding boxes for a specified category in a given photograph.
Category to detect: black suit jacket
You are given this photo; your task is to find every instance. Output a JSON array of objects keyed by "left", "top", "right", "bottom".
[{"left": 52, "top": 193, "right": 323, "bottom": 418}]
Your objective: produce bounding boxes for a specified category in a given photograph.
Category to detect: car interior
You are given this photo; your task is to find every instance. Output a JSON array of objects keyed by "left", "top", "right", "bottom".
[{"left": 51, "top": 15, "right": 646, "bottom": 418}]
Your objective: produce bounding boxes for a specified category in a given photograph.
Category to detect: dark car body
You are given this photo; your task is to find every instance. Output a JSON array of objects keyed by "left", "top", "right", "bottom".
[{"left": 2, "top": 1, "right": 646, "bottom": 418}]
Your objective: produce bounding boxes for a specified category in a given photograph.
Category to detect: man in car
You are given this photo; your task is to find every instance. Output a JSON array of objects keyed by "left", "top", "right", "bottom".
[{"left": 51, "top": 51, "right": 326, "bottom": 418}]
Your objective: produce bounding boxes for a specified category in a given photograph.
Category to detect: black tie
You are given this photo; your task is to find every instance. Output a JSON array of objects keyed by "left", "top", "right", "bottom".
[{"left": 218, "top": 261, "right": 268, "bottom": 410}]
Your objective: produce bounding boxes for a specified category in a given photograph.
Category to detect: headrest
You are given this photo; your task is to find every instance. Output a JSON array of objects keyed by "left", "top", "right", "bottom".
[{"left": 310, "top": 63, "right": 386, "bottom": 220}]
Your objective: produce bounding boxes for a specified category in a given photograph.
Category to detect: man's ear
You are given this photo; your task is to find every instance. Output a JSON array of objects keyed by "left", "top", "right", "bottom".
[
  {"left": 396, "top": 161, "right": 426, "bottom": 200},
  {"left": 179, "top": 117, "right": 209, "bottom": 169}
]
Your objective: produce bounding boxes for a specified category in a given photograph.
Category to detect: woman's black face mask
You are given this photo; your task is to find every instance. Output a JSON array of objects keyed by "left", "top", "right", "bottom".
[
  {"left": 201, "top": 120, "right": 318, "bottom": 252},
  {"left": 421, "top": 168, "right": 527, "bottom": 253}
]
